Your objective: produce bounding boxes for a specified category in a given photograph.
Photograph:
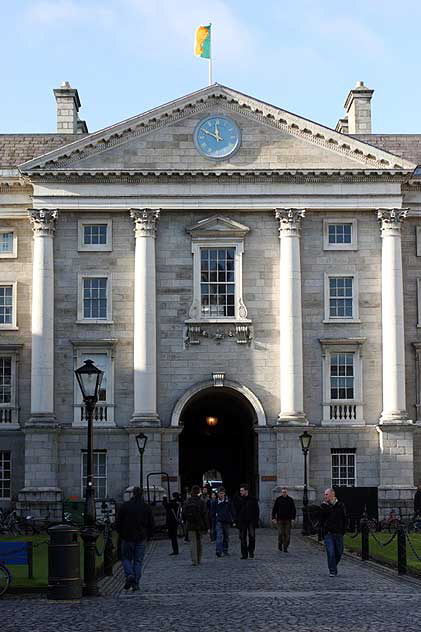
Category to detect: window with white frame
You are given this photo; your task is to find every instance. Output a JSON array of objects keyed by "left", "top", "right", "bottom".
[
  {"left": 0, "top": 283, "right": 17, "bottom": 329},
  {"left": 331, "top": 448, "right": 356, "bottom": 487},
  {"left": 323, "top": 220, "right": 357, "bottom": 251},
  {"left": 324, "top": 274, "right": 358, "bottom": 322},
  {"left": 0, "top": 451, "right": 11, "bottom": 499},
  {"left": 72, "top": 342, "right": 115, "bottom": 425},
  {"left": 81, "top": 450, "right": 107, "bottom": 499},
  {"left": 78, "top": 220, "right": 112, "bottom": 252},
  {"left": 186, "top": 216, "right": 250, "bottom": 323},
  {"left": 0, "top": 230, "right": 17, "bottom": 258},
  {"left": 0, "top": 347, "right": 20, "bottom": 426},
  {"left": 320, "top": 338, "right": 365, "bottom": 424},
  {"left": 77, "top": 274, "right": 112, "bottom": 323}
]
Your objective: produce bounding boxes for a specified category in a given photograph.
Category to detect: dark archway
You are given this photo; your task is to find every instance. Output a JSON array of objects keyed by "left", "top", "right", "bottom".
[{"left": 179, "top": 387, "right": 258, "bottom": 498}]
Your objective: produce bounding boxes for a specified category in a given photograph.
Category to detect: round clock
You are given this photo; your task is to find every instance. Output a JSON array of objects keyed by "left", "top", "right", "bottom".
[{"left": 194, "top": 115, "right": 241, "bottom": 160}]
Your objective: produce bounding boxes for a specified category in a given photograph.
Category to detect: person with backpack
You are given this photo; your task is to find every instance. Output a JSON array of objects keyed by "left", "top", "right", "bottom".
[
  {"left": 115, "top": 486, "right": 154, "bottom": 592},
  {"left": 212, "top": 487, "right": 235, "bottom": 557},
  {"left": 182, "top": 485, "right": 209, "bottom": 565}
]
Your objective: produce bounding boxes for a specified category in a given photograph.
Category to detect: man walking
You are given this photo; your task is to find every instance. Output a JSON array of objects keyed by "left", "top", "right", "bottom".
[
  {"left": 212, "top": 487, "right": 234, "bottom": 557},
  {"left": 236, "top": 484, "right": 260, "bottom": 560},
  {"left": 272, "top": 487, "right": 296, "bottom": 552},
  {"left": 163, "top": 492, "right": 182, "bottom": 555},
  {"left": 182, "top": 485, "right": 209, "bottom": 566},
  {"left": 320, "top": 488, "right": 347, "bottom": 577},
  {"left": 115, "top": 486, "right": 154, "bottom": 592}
]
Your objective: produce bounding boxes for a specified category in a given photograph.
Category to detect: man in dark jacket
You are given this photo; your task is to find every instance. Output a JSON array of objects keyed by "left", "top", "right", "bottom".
[
  {"left": 212, "top": 487, "right": 234, "bottom": 557},
  {"left": 182, "top": 485, "right": 209, "bottom": 566},
  {"left": 163, "top": 492, "right": 182, "bottom": 555},
  {"left": 320, "top": 488, "right": 347, "bottom": 577},
  {"left": 414, "top": 484, "right": 421, "bottom": 517},
  {"left": 272, "top": 487, "right": 296, "bottom": 552},
  {"left": 235, "top": 484, "right": 260, "bottom": 559},
  {"left": 115, "top": 486, "right": 154, "bottom": 591}
]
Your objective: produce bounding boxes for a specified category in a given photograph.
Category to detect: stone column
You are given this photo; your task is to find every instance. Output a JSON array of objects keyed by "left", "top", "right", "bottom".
[
  {"left": 29, "top": 209, "right": 57, "bottom": 423},
  {"left": 130, "top": 209, "right": 160, "bottom": 426},
  {"left": 275, "top": 209, "right": 306, "bottom": 423},
  {"left": 377, "top": 209, "right": 409, "bottom": 423}
]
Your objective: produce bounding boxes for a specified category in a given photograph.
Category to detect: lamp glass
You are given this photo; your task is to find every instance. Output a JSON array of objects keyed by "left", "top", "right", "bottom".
[
  {"left": 75, "top": 359, "right": 104, "bottom": 400},
  {"left": 206, "top": 416, "right": 218, "bottom": 427},
  {"left": 299, "top": 431, "right": 312, "bottom": 452},
  {"left": 136, "top": 432, "right": 148, "bottom": 454}
]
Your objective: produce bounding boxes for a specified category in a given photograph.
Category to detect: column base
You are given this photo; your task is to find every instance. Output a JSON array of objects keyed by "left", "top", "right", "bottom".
[
  {"left": 276, "top": 412, "right": 307, "bottom": 426},
  {"left": 379, "top": 411, "right": 411, "bottom": 424},
  {"left": 25, "top": 413, "right": 57, "bottom": 428},
  {"left": 130, "top": 413, "right": 161, "bottom": 427}
]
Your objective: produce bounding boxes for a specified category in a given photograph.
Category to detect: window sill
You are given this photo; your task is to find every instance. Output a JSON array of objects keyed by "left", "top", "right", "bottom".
[
  {"left": 323, "top": 319, "right": 360, "bottom": 324},
  {"left": 185, "top": 318, "right": 252, "bottom": 325},
  {"left": 78, "top": 246, "right": 113, "bottom": 253},
  {"left": 76, "top": 320, "right": 114, "bottom": 325},
  {"left": 323, "top": 246, "right": 358, "bottom": 252},
  {"left": 0, "top": 325, "right": 19, "bottom": 330},
  {"left": 0, "top": 254, "right": 17, "bottom": 259},
  {"left": 321, "top": 420, "right": 366, "bottom": 426}
]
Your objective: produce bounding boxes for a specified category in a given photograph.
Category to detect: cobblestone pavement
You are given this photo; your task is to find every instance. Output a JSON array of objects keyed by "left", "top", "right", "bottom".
[{"left": 2, "top": 529, "right": 421, "bottom": 632}]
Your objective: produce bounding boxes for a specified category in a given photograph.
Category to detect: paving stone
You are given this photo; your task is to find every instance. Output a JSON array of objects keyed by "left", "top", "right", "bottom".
[{"left": 2, "top": 528, "right": 421, "bottom": 631}]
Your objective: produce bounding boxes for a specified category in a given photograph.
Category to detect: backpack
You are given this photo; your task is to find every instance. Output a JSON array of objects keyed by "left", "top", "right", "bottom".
[{"left": 183, "top": 499, "right": 201, "bottom": 524}]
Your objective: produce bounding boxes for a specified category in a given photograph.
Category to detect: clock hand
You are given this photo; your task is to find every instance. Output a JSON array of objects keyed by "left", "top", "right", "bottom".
[
  {"left": 202, "top": 129, "right": 219, "bottom": 140},
  {"left": 214, "top": 122, "right": 222, "bottom": 141}
]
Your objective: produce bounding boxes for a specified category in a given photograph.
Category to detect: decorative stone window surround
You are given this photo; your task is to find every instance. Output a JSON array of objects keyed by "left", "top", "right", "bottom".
[
  {"left": 331, "top": 448, "right": 357, "bottom": 487},
  {"left": 412, "top": 341, "right": 421, "bottom": 422},
  {"left": 185, "top": 215, "right": 251, "bottom": 345},
  {"left": 76, "top": 273, "right": 113, "bottom": 324},
  {"left": 0, "top": 450, "right": 11, "bottom": 499},
  {"left": 319, "top": 337, "right": 366, "bottom": 425},
  {"left": 71, "top": 339, "right": 117, "bottom": 426},
  {"left": 323, "top": 272, "right": 360, "bottom": 324},
  {"left": 78, "top": 219, "right": 112, "bottom": 252},
  {"left": 0, "top": 228, "right": 17, "bottom": 258},
  {"left": 323, "top": 219, "right": 358, "bottom": 251},
  {"left": 416, "top": 279, "right": 421, "bottom": 328},
  {"left": 0, "top": 281, "right": 18, "bottom": 330},
  {"left": 0, "top": 344, "right": 22, "bottom": 428}
]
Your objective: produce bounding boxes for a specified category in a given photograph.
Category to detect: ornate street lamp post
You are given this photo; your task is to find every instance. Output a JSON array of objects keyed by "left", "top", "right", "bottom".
[
  {"left": 74, "top": 359, "right": 104, "bottom": 596},
  {"left": 135, "top": 432, "right": 148, "bottom": 492},
  {"left": 299, "top": 430, "right": 312, "bottom": 536}
]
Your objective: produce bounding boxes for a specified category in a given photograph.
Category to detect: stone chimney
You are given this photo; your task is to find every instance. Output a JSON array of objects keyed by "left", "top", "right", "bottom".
[
  {"left": 53, "top": 81, "right": 88, "bottom": 134},
  {"left": 343, "top": 80, "right": 374, "bottom": 134},
  {"left": 335, "top": 116, "right": 349, "bottom": 134}
]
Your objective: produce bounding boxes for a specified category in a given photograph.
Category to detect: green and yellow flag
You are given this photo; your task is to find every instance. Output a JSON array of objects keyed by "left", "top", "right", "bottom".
[{"left": 195, "top": 24, "right": 211, "bottom": 59}]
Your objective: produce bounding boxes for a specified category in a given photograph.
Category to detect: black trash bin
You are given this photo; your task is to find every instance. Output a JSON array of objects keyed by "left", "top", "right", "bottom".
[{"left": 48, "top": 524, "right": 82, "bottom": 600}]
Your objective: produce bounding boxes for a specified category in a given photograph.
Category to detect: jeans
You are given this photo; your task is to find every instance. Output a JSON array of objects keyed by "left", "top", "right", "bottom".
[
  {"left": 324, "top": 533, "right": 344, "bottom": 574},
  {"left": 215, "top": 521, "right": 230, "bottom": 555},
  {"left": 189, "top": 530, "right": 202, "bottom": 565},
  {"left": 121, "top": 540, "right": 146, "bottom": 587},
  {"left": 277, "top": 520, "right": 292, "bottom": 551},
  {"left": 168, "top": 525, "right": 179, "bottom": 554},
  {"left": 239, "top": 523, "right": 256, "bottom": 557}
]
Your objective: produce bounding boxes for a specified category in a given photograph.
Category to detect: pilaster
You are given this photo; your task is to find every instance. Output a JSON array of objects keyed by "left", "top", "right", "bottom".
[
  {"left": 130, "top": 209, "right": 160, "bottom": 426},
  {"left": 275, "top": 209, "right": 306, "bottom": 424}
]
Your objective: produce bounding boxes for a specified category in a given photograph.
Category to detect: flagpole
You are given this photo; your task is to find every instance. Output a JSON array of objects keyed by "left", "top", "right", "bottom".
[{"left": 209, "top": 58, "right": 212, "bottom": 86}]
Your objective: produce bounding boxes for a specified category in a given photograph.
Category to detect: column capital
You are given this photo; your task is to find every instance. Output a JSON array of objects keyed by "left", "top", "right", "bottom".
[
  {"left": 377, "top": 208, "right": 408, "bottom": 236},
  {"left": 29, "top": 209, "right": 58, "bottom": 237},
  {"left": 275, "top": 208, "right": 305, "bottom": 236},
  {"left": 130, "top": 208, "right": 160, "bottom": 238}
]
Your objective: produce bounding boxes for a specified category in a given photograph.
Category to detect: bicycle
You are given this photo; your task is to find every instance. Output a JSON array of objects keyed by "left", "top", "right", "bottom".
[{"left": 0, "top": 560, "right": 12, "bottom": 597}]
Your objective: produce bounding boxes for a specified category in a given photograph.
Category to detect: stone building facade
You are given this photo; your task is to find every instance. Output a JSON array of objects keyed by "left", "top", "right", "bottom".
[{"left": 1, "top": 80, "right": 421, "bottom": 522}]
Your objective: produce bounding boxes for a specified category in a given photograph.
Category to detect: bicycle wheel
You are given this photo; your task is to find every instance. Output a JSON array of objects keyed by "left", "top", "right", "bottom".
[{"left": 0, "top": 564, "right": 11, "bottom": 597}]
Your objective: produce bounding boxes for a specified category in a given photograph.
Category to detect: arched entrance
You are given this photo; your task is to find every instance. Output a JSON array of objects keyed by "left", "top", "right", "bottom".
[{"left": 178, "top": 386, "right": 259, "bottom": 498}]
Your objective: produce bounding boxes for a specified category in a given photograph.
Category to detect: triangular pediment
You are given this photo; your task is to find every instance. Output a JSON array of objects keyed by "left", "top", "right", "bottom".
[
  {"left": 20, "top": 84, "right": 416, "bottom": 175},
  {"left": 187, "top": 215, "right": 250, "bottom": 238}
]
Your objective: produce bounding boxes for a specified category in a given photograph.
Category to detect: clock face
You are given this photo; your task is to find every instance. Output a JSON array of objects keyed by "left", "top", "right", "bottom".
[{"left": 194, "top": 115, "right": 241, "bottom": 160}]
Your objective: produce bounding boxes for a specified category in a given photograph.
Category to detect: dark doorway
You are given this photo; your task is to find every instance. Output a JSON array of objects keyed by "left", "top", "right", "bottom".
[{"left": 179, "top": 387, "right": 258, "bottom": 498}]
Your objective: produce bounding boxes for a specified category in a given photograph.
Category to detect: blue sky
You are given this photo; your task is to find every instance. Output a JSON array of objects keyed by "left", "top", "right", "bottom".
[{"left": 1, "top": 0, "right": 420, "bottom": 134}]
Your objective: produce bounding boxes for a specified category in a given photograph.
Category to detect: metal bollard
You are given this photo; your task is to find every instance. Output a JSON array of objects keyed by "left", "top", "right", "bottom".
[
  {"left": 397, "top": 525, "right": 407, "bottom": 575},
  {"left": 361, "top": 519, "right": 369, "bottom": 561},
  {"left": 103, "top": 526, "right": 114, "bottom": 576},
  {"left": 48, "top": 524, "right": 82, "bottom": 600}
]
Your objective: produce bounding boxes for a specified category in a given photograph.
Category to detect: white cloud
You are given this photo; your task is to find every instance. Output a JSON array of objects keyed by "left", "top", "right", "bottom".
[{"left": 26, "top": 0, "right": 113, "bottom": 26}]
